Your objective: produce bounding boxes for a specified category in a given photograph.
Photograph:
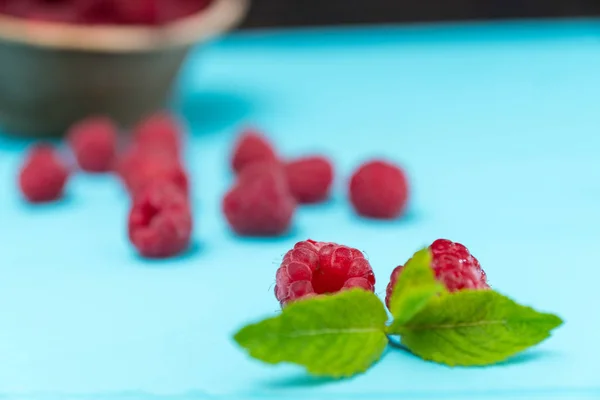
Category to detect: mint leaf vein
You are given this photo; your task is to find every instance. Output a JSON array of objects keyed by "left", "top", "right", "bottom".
[{"left": 234, "top": 289, "right": 388, "bottom": 378}]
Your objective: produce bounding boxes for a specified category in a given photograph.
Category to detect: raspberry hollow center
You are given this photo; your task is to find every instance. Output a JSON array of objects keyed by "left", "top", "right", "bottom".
[
  {"left": 138, "top": 201, "right": 160, "bottom": 228},
  {"left": 275, "top": 240, "right": 376, "bottom": 306}
]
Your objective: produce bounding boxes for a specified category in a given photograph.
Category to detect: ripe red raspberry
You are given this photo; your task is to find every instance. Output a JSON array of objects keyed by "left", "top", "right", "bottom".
[
  {"left": 231, "top": 129, "right": 278, "bottom": 174},
  {"left": 67, "top": 116, "right": 117, "bottom": 173},
  {"left": 18, "top": 145, "right": 70, "bottom": 203},
  {"left": 116, "top": 149, "right": 189, "bottom": 196},
  {"left": 349, "top": 160, "right": 409, "bottom": 219},
  {"left": 134, "top": 112, "right": 183, "bottom": 159},
  {"left": 76, "top": 0, "right": 121, "bottom": 24},
  {"left": 385, "top": 239, "right": 490, "bottom": 308},
  {"left": 222, "top": 162, "right": 295, "bottom": 236},
  {"left": 114, "top": 0, "right": 160, "bottom": 25},
  {"left": 285, "top": 156, "right": 334, "bottom": 204},
  {"left": 275, "top": 240, "right": 376, "bottom": 306},
  {"left": 128, "top": 180, "right": 192, "bottom": 258},
  {"left": 22, "top": 3, "right": 81, "bottom": 23},
  {"left": 156, "top": 0, "right": 212, "bottom": 23}
]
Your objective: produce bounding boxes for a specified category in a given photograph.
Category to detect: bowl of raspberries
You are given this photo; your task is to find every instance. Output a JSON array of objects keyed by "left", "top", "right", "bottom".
[{"left": 0, "top": 0, "right": 248, "bottom": 137}]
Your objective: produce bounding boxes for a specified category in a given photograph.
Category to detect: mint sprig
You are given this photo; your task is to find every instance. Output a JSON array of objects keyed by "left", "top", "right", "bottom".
[
  {"left": 387, "top": 248, "right": 444, "bottom": 328},
  {"left": 234, "top": 248, "right": 563, "bottom": 377},
  {"left": 388, "top": 289, "right": 563, "bottom": 366},
  {"left": 234, "top": 289, "right": 388, "bottom": 378}
]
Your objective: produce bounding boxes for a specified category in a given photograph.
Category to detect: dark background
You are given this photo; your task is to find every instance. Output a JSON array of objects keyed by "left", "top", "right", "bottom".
[{"left": 241, "top": 0, "right": 600, "bottom": 28}]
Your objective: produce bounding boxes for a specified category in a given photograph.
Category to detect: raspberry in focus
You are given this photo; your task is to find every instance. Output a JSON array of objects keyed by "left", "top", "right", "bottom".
[
  {"left": 18, "top": 145, "right": 70, "bottom": 203},
  {"left": 231, "top": 128, "right": 278, "bottom": 174},
  {"left": 385, "top": 239, "right": 490, "bottom": 308},
  {"left": 285, "top": 156, "right": 334, "bottom": 204},
  {"left": 67, "top": 116, "right": 117, "bottom": 173},
  {"left": 349, "top": 160, "right": 409, "bottom": 219},
  {"left": 275, "top": 239, "right": 376, "bottom": 306},
  {"left": 128, "top": 180, "right": 192, "bottom": 258},
  {"left": 222, "top": 162, "right": 295, "bottom": 236}
]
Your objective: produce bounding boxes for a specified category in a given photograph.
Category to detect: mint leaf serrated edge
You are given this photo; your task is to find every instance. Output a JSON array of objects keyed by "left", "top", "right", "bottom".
[
  {"left": 387, "top": 248, "right": 445, "bottom": 329},
  {"left": 391, "top": 289, "right": 563, "bottom": 367},
  {"left": 234, "top": 289, "right": 388, "bottom": 378}
]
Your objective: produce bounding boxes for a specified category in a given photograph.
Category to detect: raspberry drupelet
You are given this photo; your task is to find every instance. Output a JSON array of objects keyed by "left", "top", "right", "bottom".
[
  {"left": 385, "top": 239, "right": 490, "bottom": 308},
  {"left": 275, "top": 240, "right": 376, "bottom": 307}
]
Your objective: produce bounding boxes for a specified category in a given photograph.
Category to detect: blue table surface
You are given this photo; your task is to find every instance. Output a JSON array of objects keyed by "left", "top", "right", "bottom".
[{"left": 1, "top": 19, "right": 600, "bottom": 400}]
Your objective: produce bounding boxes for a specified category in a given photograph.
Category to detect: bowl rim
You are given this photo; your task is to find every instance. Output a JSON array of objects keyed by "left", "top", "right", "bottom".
[{"left": 0, "top": 0, "right": 249, "bottom": 53}]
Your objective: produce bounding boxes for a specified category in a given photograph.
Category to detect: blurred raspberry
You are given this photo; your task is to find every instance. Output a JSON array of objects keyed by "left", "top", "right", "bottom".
[
  {"left": 114, "top": 0, "right": 160, "bottom": 25},
  {"left": 116, "top": 148, "right": 188, "bottom": 196},
  {"left": 285, "top": 156, "right": 334, "bottom": 204},
  {"left": 222, "top": 162, "right": 295, "bottom": 236},
  {"left": 128, "top": 180, "right": 192, "bottom": 258},
  {"left": 18, "top": 145, "right": 70, "bottom": 203},
  {"left": 231, "top": 128, "right": 278, "bottom": 174},
  {"left": 68, "top": 116, "right": 117, "bottom": 173},
  {"left": 349, "top": 159, "right": 409, "bottom": 219},
  {"left": 157, "top": 0, "right": 212, "bottom": 22},
  {"left": 133, "top": 111, "right": 183, "bottom": 159}
]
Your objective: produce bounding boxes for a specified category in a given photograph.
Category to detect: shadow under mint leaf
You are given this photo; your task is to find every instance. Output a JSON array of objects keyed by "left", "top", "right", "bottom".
[
  {"left": 496, "top": 350, "right": 559, "bottom": 367},
  {"left": 262, "top": 373, "right": 340, "bottom": 389}
]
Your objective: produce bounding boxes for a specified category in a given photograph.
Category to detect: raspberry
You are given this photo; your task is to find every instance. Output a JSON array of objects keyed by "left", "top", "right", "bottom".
[
  {"left": 275, "top": 240, "right": 376, "bottom": 306},
  {"left": 349, "top": 160, "right": 409, "bottom": 219},
  {"left": 128, "top": 180, "right": 192, "bottom": 258},
  {"left": 24, "top": 3, "right": 81, "bottom": 23},
  {"left": 67, "top": 116, "right": 117, "bottom": 173},
  {"left": 133, "top": 111, "right": 182, "bottom": 159},
  {"left": 114, "top": 0, "right": 160, "bottom": 24},
  {"left": 285, "top": 156, "right": 334, "bottom": 204},
  {"left": 385, "top": 239, "right": 490, "bottom": 308},
  {"left": 222, "top": 162, "right": 295, "bottom": 236},
  {"left": 18, "top": 145, "right": 70, "bottom": 203},
  {"left": 231, "top": 128, "right": 278, "bottom": 174},
  {"left": 158, "top": 0, "right": 212, "bottom": 22},
  {"left": 116, "top": 149, "right": 188, "bottom": 196},
  {"left": 76, "top": 0, "right": 121, "bottom": 24}
]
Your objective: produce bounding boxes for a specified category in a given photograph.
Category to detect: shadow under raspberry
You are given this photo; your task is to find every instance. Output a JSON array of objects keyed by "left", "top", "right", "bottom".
[
  {"left": 132, "top": 239, "right": 203, "bottom": 266},
  {"left": 226, "top": 224, "right": 302, "bottom": 243},
  {"left": 350, "top": 207, "right": 423, "bottom": 227}
]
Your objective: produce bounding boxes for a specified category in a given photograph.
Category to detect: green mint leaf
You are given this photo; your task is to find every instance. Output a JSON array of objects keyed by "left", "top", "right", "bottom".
[
  {"left": 234, "top": 289, "right": 388, "bottom": 378},
  {"left": 391, "top": 289, "right": 563, "bottom": 366},
  {"left": 387, "top": 248, "right": 445, "bottom": 328}
]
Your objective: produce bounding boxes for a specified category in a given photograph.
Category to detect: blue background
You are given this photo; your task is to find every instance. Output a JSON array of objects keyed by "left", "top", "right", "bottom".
[{"left": 0, "top": 20, "right": 599, "bottom": 400}]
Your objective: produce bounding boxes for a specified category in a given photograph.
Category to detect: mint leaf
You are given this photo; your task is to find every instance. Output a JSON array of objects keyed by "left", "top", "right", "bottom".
[
  {"left": 390, "top": 290, "right": 563, "bottom": 366},
  {"left": 387, "top": 248, "right": 445, "bottom": 329},
  {"left": 234, "top": 289, "right": 388, "bottom": 378}
]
